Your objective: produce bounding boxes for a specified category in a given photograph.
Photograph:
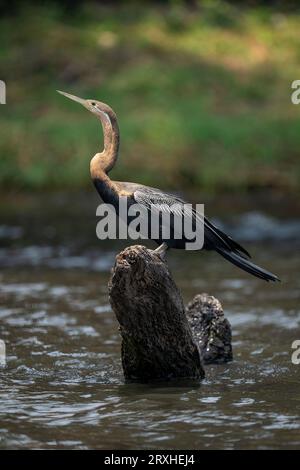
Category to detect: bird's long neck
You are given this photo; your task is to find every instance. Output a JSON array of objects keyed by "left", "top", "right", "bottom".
[
  {"left": 90, "top": 110, "right": 120, "bottom": 202},
  {"left": 100, "top": 111, "right": 119, "bottom": 172},
  {"left": 90, "top": 111, "right": 120, "bottom": 179}
]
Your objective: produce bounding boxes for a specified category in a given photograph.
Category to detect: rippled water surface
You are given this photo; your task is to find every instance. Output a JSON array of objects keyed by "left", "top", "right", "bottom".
[{"left": 0, "top": 193, "right": 299, "bottom": 449}]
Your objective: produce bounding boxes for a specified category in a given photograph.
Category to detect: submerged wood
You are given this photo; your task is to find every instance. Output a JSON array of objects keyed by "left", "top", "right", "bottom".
[
  {"left": 109, "top": 245, "right": 232, "bottom": 382},
  {"left": 186, "top": 294, "right": 233, "bottom": 364}
]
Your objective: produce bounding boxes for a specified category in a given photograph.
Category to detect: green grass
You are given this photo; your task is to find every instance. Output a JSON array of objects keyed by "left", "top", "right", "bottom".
[{"left": 1, "top": 1, "right": 300, "bottom": 193}]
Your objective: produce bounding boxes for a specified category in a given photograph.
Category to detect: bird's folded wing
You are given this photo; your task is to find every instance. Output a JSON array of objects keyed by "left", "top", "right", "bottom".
[{"left": 133, "top": 187, "right": 250, "bottom": 258}]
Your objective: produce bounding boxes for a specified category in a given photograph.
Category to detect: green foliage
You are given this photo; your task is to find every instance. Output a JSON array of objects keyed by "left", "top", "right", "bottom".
[{"left": 0, "top": 1, "right": 300, "bottom": 193}]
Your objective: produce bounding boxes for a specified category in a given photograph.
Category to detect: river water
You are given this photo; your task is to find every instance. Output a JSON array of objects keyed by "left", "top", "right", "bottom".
[{"left": 0, "top": 192, "right": 299, "bottom": 449}]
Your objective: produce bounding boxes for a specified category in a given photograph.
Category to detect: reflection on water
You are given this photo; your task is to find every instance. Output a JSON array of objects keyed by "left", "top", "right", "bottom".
[{"left": 0, "top": 193, "right": 299, "bottom": 449}]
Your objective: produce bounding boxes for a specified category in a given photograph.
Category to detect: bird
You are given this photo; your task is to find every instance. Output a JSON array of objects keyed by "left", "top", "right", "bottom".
[{"left": 57, "top": 90, "right": 279, "bottom": 282}]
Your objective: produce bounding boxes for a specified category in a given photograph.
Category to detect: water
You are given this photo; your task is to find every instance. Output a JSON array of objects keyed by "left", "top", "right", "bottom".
[{"left": 0, "top": 192, "right": 299, "bottom": 449}]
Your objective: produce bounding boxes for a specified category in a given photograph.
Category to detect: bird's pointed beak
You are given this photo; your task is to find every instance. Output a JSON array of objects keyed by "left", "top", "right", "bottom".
[{"left": 57, "top": 90, "right": 88, "bottom": 108}]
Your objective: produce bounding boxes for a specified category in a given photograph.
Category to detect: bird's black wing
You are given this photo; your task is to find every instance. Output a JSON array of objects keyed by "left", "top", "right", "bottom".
[{"left": 133, "top": 186, "right": 250, "bottom": 258}]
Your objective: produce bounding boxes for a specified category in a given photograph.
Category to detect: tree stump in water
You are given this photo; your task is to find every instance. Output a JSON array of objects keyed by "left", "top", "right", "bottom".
[
  {"left": 109, "top": 245, "right": 204, "bottom": 382},
  {"left": 186, "top": 294, "right": 233, "bottom": 364},
  {"left": 109, "top": 245, "right": 232, "bottom": 382}
]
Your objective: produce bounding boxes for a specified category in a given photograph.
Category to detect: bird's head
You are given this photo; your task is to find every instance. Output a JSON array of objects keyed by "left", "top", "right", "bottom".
[{"left": 57, "top": 90, "right": 116, "bottom": 122}]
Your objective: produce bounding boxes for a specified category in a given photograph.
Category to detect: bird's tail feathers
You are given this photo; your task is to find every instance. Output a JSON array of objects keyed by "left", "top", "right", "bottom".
[{"left": 216, "top": 247, "right": 280, "bottom": 282}]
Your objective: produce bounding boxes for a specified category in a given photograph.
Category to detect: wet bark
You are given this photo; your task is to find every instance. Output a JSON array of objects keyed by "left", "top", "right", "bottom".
[
  {"left": 109, "top": 245, "right": 232, "bottom": 382},
  {"left": 109, "top": 245, "right": 204, "bottom": 382},
  {"left": 186, "top": 294, "right": 233, "bottom": 364}
]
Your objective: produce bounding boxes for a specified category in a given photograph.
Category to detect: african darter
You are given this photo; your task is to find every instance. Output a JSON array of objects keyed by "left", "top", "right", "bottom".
[{"left": 58, "top": 91, "right": 279, "bottom": 282}]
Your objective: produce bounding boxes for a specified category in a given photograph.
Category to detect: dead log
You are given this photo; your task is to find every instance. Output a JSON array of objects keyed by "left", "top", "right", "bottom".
[
  {"left": 186, "top": 294, "right": 233, "bottom": 364},
  {"left": 108, "top": 245, "right": 205, "bottom": 382}
]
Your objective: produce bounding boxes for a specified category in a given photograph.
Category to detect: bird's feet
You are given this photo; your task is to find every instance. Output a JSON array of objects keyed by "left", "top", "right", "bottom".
[{"left": 152, "top": 242, "right": 169, "bottom": 260}]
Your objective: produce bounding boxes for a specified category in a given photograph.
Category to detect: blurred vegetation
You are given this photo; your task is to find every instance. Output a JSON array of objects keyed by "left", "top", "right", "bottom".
[{"left": 0, "top": 0, "right": 300, "bottom": 193}]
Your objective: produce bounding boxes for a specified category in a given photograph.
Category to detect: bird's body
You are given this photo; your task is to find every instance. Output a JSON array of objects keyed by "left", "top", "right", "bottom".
[{"left": 58, "top": 90, "right": 279, "bottom": 282}]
